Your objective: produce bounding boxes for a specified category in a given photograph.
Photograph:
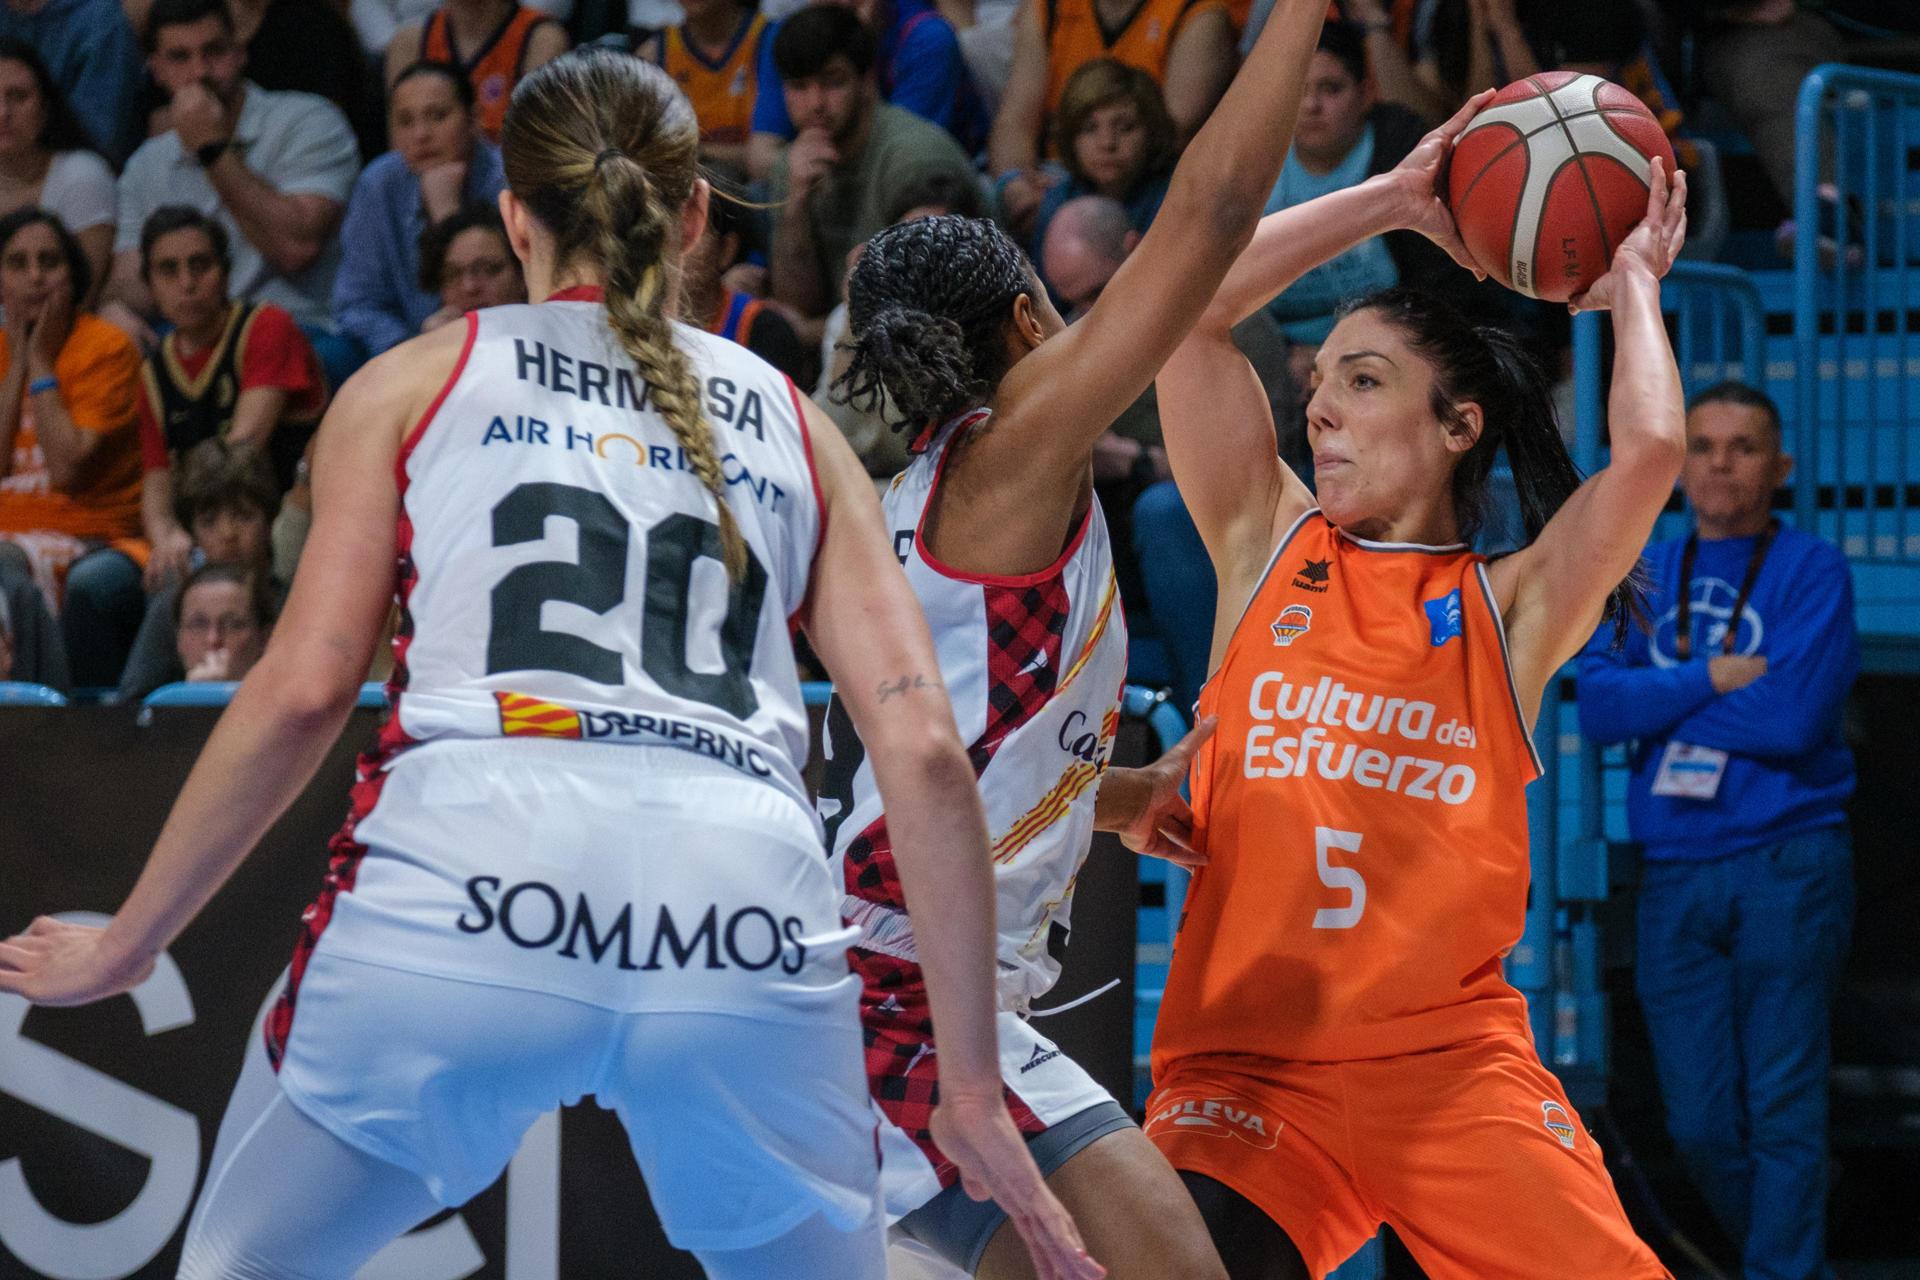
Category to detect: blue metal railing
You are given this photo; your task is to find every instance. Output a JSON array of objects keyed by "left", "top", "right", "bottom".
[{"left": 1792, "top": 64, "right": 1920, "bottom": 562}]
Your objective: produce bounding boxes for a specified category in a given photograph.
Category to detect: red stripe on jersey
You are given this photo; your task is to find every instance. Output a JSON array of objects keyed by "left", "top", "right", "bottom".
[
  {"left": 912, "top": 434, "right": 1092, "bottom": 588},
  {"left": 265, "top": 762, "right": 391, "bottom": 1070},
  {"left": 394, "top": 310, "right": 478, "bottom": 490},
  {"left": 855, "top": 948, "right": 1047, "bottom": 1187},
  {"left": 785, "top": 375, "right": 828, "bottom": 562}
]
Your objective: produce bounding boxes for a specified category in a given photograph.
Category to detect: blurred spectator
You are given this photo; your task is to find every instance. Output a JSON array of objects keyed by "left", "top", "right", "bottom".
[
  {"left": 1039, "top": 191, "right": 1134, "bottom": 317},
  {"left": 1577, "top": 381, "right": 1856, "bottom": 1280},
  {"left": 0, "top": 539, "right": 67, "bottom": 686},
  {"left": 1259, "top": 23, "right": 1424, "bottom": 344},
  {"left": 684, "top": 193, "right": 814, "bottom": 386},
  {"left": 0, "top": 0, "right": 143, "bottom": 164},
  {"left": 633, "top": 0, "right": 769, "bottom": 179},
  {"left": 1692, "top": 0, "right": 1842, "bottom": 211},
  {"left": 109, "top": 0, "right": 361, "bottom": 386},
  {"left": 748, "top": 0, "right": 984, "bottom": 180},
  {"left": 986, "top": 0, "right": 1233, "bottom": 226},
  {"left": 335, "top": 62, "right": 505, "bottom": 357},
  {"left": 170, "top": 559, "right": 273, "bottom": 684},
  {"left": 815, "top": 176, "right": 978, "bottom": 479},
  {"left": 134, "top": 206, "right": 325, "bottom": 556},
  {"left": 384, "top": 0, "right": 568, "bottom": 144},
  {"left": 766, "top": 4, "right": 977, "bottom": 322},
  {"left": 351, "top": 0, "right": 439, "bottom": 56},
  {"left": 1020, "top": 58, "right": 1170, "bottom": 262},
  {"left": 0, "top": 208, "right": 147, "bottom": 687},
  {"left": 0, "top": 39, "right": 113, "bottom": 304},
  {"left": 230, "top": 0, "right": 385, "bottom": 163},
  {"left": 416, "top": 200, "right": 526, "bottom": 332},
  {"left": 1317, "top": 0, "right": 1454, "bottom": 124},
  {"left": 120, "top": 437, "right": 281, "bottom": 699}
]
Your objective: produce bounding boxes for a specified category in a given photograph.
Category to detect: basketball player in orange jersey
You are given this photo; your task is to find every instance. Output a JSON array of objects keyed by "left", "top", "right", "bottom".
[
  {"left": 820, "top": 2, "right": 1390, "bottom": 1276},
  {"left": 1141, "top": 118, "right": 1692, "bottom": 1277}
]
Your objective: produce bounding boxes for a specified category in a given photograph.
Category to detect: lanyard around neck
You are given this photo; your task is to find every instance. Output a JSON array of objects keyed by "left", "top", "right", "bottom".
[{"left": 1675, "top": 519, "right": 1777, "bottom": 662}]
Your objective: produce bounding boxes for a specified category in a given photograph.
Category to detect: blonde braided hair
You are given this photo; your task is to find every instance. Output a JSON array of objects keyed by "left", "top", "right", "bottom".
[{"left": 501, "top": 49, "right": 747, "bottom": 581}]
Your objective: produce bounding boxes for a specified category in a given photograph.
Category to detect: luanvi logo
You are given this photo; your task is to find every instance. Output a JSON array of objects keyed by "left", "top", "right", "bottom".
[{"left": 1292, "top": 558, "right": 1331, "bottom": 592}]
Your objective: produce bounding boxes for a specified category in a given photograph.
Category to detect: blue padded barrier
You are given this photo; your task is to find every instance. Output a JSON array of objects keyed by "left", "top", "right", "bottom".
[
  {"left": 140, "top": 682, "right": 389, "bottom": 709},
  {"left": 0, "top": 681, "right": 67, "bottom": 706}
]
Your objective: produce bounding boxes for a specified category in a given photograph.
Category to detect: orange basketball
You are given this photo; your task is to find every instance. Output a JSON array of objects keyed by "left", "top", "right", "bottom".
[{"left": 1447, "top": 72, "right": 1675, "bottom": 303}]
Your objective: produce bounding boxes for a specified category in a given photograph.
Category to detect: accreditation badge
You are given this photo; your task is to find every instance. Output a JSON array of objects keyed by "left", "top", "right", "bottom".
[{"left": 1650, "top": 740, "right": 1730, "bottom": 800}]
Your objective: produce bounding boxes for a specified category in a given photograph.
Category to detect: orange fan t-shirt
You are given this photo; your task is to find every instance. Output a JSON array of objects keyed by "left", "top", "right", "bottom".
[
  {"left": 1152, "top": 512, "right": 1542, "bottom": 1072},
  {"left": 1042, "top": 0, "right": 1228, "bottom": 118},
  {"left": 422, "top": 4, "right": 558, "bottom": 143},
  {"left": 0, "top": 314, "right": 146, "bottom": 545},
  {"left": 658, "top": 11, "right": 765, "bottom": 148}
]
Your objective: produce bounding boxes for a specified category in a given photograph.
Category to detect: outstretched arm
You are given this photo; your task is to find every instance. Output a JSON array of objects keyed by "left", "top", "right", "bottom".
[
  {"left": 796, "top": 398, "right": 1102, "bottom": 1280},
  {"left": 980, "top": 0, "right": 1331, "bottom": 496},
  {"left": 1489, "top": 162, "right": 1689, "bottom": 717},
  {"left": 0, "top": 327, "right": 463, "bottom": 1006},
  {"left": 1157, "top": 99, "right": 1490, "bottom": 648}
]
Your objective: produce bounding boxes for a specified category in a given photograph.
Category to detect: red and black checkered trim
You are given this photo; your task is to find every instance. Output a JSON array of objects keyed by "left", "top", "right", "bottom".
[
  {"left": 854, "top": 947, "right": 1046, "bottom": 1187},
  {"left": 976, "top": 578, "right": 1069, "bottom": 766}
]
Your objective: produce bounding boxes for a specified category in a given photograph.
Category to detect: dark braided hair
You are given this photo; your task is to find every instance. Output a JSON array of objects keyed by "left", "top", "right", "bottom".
[
  {"left": 1343, "top": 287, "right": 1649, "bottom": 643},
  {"left": 836, "top": 215, "right": 1036, "bottom": 430}
]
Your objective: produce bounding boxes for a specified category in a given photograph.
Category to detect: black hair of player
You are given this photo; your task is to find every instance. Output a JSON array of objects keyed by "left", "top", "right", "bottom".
[
  {"left": 836, "top": 214, "right": 1036, "bottom": 430},
  {"left": 1342, "top": 286, "right": 1647, "bottom": 641},
  {"left": 1688, "top": 379, "right": 1782, "bottom": 448},
  {"left": 772, "top": 5, "right": 875, "bottom": 81}
]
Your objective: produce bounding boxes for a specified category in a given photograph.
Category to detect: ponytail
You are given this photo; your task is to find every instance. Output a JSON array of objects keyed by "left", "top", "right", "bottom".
[
  {"left": 1349, "top": 287, "right": 1648, "bottom": 643},
  {"left": 501, "top": 50, "right": 747, "bottom": 582},
  {"left": 837, "top": 214, "right": 1033, "bottom": 434}
]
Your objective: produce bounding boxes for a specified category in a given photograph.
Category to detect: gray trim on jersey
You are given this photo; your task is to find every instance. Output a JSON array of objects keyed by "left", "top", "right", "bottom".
[
  {"left": 1473, "top": 561, "right": 1546, "bottom": 777},
  {"left": 892, "top": 1101, "right": 1133, "bottom": 1272}
]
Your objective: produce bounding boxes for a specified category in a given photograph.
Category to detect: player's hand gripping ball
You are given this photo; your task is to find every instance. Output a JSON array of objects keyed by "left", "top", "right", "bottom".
[{"left": 1447, "top": 72, "right": 1676, "bottom": 303}]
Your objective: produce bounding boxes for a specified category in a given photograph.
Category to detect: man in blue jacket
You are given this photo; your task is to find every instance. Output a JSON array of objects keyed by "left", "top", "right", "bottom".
[{"left": 1579, "top": 380, "right": 1856, "bottom": 1280}]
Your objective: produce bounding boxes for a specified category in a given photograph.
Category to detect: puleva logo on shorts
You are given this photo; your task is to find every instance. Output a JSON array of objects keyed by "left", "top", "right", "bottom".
[
  {"left": 1424, "top": 589, "right": 1463, "bottom": 646},
  {"left": 1540, "top": 1100, "right": 1578, "bottom": 1150},
  {"left": 1271, "top": 604, "right": 1313, "bottom": 646},
  {"left": 496, "top": 691, "right": 583, "bottom": 739},
  {"left": 1145, "top": 1096, "right": 1282, "bottom": 1150}
]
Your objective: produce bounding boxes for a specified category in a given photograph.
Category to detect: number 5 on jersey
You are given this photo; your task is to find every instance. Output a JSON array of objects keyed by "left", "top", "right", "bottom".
[{"left": 1313, "top": 827, "right": 1365, "bottom": 930}]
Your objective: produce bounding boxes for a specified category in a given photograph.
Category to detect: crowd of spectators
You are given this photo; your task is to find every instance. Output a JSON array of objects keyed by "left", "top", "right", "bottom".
[{"left": 0, "top": 0, "right": 1906, "bottom": 709}]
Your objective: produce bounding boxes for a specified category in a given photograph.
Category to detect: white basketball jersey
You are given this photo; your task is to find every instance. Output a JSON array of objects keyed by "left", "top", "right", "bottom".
[
  {"left": 817, "top": 410, "right": 1129, "bottom": 1008},
  {"left": 379, "top": 295, "right": 823, "bottom": 815}
]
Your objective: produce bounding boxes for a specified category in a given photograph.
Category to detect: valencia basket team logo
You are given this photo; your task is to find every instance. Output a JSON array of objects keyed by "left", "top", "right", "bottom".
[{"left": 1271, "top": 604, "right": 1313, "bottom": 646}]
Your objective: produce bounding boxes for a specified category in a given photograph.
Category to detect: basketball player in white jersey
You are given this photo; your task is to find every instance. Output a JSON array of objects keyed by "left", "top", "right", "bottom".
[
  {"left": 0, "top": 51, "right": 1101, "bottom": 1280},
  {"left": 809, "top": 0, "right": 1472, "bottom": 1275}
]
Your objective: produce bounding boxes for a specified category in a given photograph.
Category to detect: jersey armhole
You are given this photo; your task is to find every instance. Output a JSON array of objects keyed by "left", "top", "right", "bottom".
[
  {"left": 1473, "top": 560, "right": 1546, "bottom": 780},
  {"left": 394, "top": 310, "right": 478, "bottom": 490},
  {"left": 785, "top": 374, "right": 828, "bottom": 562},
  {"left": 912, "top": 430, "right": 1093, "bottom": 587}
]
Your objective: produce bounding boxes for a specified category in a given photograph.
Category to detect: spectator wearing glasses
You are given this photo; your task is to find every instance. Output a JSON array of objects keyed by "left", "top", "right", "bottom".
[
  {"left": 335, "top": 61, "right": 506, "bottom": 357},
  {"left": 170, "top": 559, "right": 273, "bottom": 685},
  {"left": 0, "top": 39, "right": 115, "bottom": 305},
  {"left": 120, "top": 436, "right": 282, "bottom": 700},
  {"left": 107, "top": 0, "right": 361, "bottom": 383},
  {"left": 1577, "top": 380, "right": 1857, "bottom": 1280},
  {"left": 415, "top": 200, "right": 525, "bottom": 333}
]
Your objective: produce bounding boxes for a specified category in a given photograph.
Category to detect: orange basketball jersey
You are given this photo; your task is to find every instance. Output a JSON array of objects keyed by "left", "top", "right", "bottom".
[
  {"left": 1042, "top": 0, "right": 1227, "bottom": 117},
  {"left": 658, "top": 12, "right": 765, "bottom": 147},
  {"left": 1153, "top": 511, "right": 1542, "bottom": 1070},
  {"left": 422, "top": 5, "right": 555, "bottom": 143}
]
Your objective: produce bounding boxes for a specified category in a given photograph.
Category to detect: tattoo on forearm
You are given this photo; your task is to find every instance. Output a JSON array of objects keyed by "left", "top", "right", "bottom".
[{"left": 877, "top": 673, "right": 931, "bottom": 704}]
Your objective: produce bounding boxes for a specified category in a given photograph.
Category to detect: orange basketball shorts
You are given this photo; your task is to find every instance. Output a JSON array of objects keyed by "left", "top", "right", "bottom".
[{"left": 1145, "top": 1034, "right": 1672, "bottom": 1280}]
